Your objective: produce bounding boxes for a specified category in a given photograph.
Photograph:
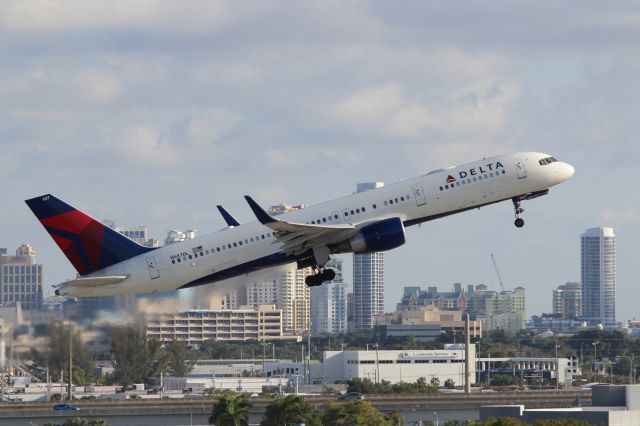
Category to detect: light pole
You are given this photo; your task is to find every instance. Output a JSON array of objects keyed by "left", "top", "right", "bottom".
[
  {"left": 592, "top": 341, "right": 599, "bottom": 382},
  {"left": 374, "top": 343, "right": 380, "bottom": 384},
  {"left": 555, "top": 344, "right": 560, "bottom": 390}
]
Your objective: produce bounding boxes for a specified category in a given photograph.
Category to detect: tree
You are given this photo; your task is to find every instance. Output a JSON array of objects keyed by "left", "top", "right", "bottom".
[
  {"left": 165, "top": 341, "right": 196, "bottom": 377},
  {"left": 111, "top": 326, "right": 169, "bottom": 386},
  {"left": 430, "top": 377, "right": 440, "bottom": 387},
  {"left": 208, "top": 392, "right": 252, "bottom": 426},
  {"left": 261, "top": 394, "right": 320, "bottom": 426},
  {"left": 444, "top": 378, "right": 456, "bottom": 389},
  {"left": 322, "top": 400, "right": 391, "bottom": 426}
]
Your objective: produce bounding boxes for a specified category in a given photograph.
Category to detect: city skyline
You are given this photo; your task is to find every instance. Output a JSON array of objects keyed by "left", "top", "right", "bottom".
[{"left": 2, "top": 2, "right": 640, "bottom": 321}]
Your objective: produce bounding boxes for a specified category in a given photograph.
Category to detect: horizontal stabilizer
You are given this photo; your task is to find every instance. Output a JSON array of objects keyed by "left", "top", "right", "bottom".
[{"left": 61, "top": 275, "right": 129, "bottom": 288}]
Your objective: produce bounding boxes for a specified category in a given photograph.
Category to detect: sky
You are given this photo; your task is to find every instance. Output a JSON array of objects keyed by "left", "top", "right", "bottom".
[{"left": 1, "top": 1, "right": 640, "bottom": 321}]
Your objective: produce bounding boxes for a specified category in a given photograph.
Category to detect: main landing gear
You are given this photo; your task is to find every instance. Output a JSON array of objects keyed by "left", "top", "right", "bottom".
[
  {"left": 512, "top": 196, "right": 525, "bottom": 228},
  {"left": 305, "top": 267, "right": 336, "bottom": 287}
]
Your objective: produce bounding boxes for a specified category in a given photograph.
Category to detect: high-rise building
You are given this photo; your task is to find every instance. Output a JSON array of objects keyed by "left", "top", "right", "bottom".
[
  {"left": 0, "top": 244, "right": 43, "bottom": 311},
  {"left": 581, "top": 227, "right": 616, "bottom": 328},
  {"left": 278, "top": 265, "right": 312, "bottom": 333},
  {"left": 353, "top": 182, "right": 385, "bottom": 329},
  {"left": 470, "top": 285, "right": 526, "bottom": 333},
  {"left": 311, "top": 258, "right": 348, "bottom": 335},
  {"left": 552, "top": 282, "right": 582, "bottom": 319}
]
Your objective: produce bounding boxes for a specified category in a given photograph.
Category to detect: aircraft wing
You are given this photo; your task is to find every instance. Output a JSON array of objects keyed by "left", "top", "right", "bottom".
[{"left": 244, "top": 195, "right": 355, "bottom": 256}]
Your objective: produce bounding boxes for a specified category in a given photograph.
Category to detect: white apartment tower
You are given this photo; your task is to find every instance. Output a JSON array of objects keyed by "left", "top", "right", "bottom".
[
  {"left": 353, "top": 182, "right": 385, "bottom": 329},
  {"left": 0, "top": 244, "right": 43, "bottom": 311},
  {"left": 311, "top": 257, "right": 348, "bottom": 335},
  {"left": 581, "top": 227, "right": 616, "bottom": 328},
  {"left": 278, "top": 265, "right": 312, "bottom": 333}
]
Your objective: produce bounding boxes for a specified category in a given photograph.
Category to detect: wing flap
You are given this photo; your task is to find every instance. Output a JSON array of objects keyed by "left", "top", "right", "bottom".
[{"left": 61, "top": 275, "right": 129, "bottom": 288}]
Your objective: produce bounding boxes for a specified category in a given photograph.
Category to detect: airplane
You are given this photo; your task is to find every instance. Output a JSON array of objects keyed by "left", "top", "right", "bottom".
[{"left": 25, "top": 151, "right": 574, "bottom": 298}]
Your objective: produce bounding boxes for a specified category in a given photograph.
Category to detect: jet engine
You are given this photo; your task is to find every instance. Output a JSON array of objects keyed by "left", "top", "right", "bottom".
[{"left": 347, "top": 217, "right": 406, "bottom": 253}]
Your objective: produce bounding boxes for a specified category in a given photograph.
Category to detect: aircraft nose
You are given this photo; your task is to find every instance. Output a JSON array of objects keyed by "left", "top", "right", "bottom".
[{"left": 558, "top": 162, "right": 575, "bottom": 181}]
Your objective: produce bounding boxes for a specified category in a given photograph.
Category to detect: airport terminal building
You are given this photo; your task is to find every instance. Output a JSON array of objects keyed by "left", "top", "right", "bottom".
[{"left": 323, "top": 344, "right": 476, "bottom": 386}]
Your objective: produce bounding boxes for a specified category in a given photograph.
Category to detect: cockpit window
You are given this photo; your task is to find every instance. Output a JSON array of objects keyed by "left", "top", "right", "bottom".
[{"left": 538, "top": 157, "right": 558, "bottom": 166}]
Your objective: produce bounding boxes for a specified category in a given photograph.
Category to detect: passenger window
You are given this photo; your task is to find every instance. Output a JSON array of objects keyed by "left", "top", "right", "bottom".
[
  {"left": 395, "top": 198, "right": 399, "bottom": 203},
  {"left": 217, "top": 247, "right": 220, "bottom": 252},
  {"left": 350, "top": 210, "right": 355, "bottom": 215},
  {"left": 334, "top": 214, "right": 339, "bottom": 219},
  {"left": 311, "top": 220, "right": 315, "bottom": 224},
  {"left": 233, "top": 242, "right": 237, "bottom": 247},
  {"left": 445, "top": 185, "right": 448, "bottom": 189},
  {"left": 362, "top": 207, "right": 366, "bottom": 212},
  {"left": 322, "top": 218, "right": 327, "bottom": 223},
  {"left": 172, "top": 260, "right": 175, "bottom": 264},
  {"left": 373, "top": 204, "right": 377, "bottom": 209},
  {"left": 177, "top": 258, "right": 181, "bottom": 263},
  {"left": 389, "top": 200, "right": 393, "bottom": 204},
  {"left": 440, "top": 186, "right": 443, "bottom": 191},
  {"left": 261, "top": 235, "right": 265, "bottom": 239},
  {"left": 188, "top": 255, "right": 193, "bottom": 259},
  {"left": 228, "top": 244, "right": 232, "bottom": 248},
  {"left": 205, "top": 250, "right": 209, "bottom": 255},
  {"left": 356, "top": 208, "right": 360, "bottom": 213},
  {"left": 238, "top": 241, "right": 242, "bottom": 246},
  {"left": 400, "top": 196, "right": 404, "bottom": 201},
  {"left": 344, "top": 212, "right": 349, "bottom": 216}
]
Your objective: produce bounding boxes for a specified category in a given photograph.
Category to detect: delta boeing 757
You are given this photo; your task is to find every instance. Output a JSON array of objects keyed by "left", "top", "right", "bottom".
[{"left": 26, "top": 152, "right": 573, "bottom": 298}]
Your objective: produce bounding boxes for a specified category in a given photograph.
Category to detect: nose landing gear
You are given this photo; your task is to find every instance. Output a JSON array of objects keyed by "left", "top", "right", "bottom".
[
  {"left": 513, "top": 197, "right": 525, "bottom": 228},
  {"left": 305, "top": 267, "right": 336, "bottom": 287}
]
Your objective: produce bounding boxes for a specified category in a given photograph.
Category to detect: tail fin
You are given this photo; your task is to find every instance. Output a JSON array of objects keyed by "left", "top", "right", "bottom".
[{"left": 25, "top": 194, "right": 154, "bottom": 275}]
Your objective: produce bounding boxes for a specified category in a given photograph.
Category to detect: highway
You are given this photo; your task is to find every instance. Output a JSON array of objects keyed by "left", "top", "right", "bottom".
[{"left": 0, "top": 391, "right": 591, "bottom": 426}]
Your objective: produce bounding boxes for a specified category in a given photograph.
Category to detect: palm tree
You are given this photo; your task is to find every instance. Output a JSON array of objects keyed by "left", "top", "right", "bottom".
[
  {"left": 208, "top": 392, "right": 252, "bottom": 426},
  {"left": 261, "top": 394, "right": 320, "bottom": 426}
]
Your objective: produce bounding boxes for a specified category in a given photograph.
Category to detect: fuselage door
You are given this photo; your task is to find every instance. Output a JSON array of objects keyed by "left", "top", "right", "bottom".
[
  {"left": 146, "top": 256, "right": 160, "bottom": 280},
  {"left": 412, "top": 183, "right": 427, "bottom": 206},
  {"left": 514, "top": 159, "right": 527, "bottom": 179}
]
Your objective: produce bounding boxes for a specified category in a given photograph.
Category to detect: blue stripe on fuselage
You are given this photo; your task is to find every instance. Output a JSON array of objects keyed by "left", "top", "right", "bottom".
[{"left": 177, "top": 252, "right": 297, "bottom": 290}]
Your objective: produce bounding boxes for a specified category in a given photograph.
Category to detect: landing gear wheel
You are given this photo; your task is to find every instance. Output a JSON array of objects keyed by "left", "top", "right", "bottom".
[
  {"left": 512, "top": 196, "right": 525, "bottom": 228},
  {"left": 304, "top": 268, "right": 336, "bottom": 287},
  {"left": 323, "top": 268, "right": 336, "bottom": 282}
]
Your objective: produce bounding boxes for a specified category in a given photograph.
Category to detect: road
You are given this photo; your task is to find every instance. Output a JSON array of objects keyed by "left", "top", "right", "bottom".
[{"left": 0, "top": 391, "right": 591, "bottom": 426}]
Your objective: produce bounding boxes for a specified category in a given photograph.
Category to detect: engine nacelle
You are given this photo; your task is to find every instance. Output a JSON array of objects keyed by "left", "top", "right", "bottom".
[{"left": 348, "top": 217, "right": 406, "bottom": 253}]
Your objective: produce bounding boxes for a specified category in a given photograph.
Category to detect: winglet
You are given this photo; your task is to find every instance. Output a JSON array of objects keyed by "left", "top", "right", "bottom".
[
  {"left": 216, "top": 205, "right": 241, "bottom": 227},
  {"left": 244, "top": 196, "right": 277, "bottom": 224}
]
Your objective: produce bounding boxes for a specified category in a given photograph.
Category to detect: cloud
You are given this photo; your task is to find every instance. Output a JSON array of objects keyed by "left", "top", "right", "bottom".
[
  {"left": 187, "top": 108, "right": 241, "bottom": 145},
  {"left": 600, "top": 208, "right": 640, "bottom": 225},
  {"left": 324, "top": 80, "right": 518, "bottom": 141},
  {"left": 75, "top": 69, "right": 122, "bottom": 105},
  {"left": 0, "top": 0, "right": 238, "bottom": 35},
  {"left": 112, "top": 125, "right": 179, "bottom": 166}
]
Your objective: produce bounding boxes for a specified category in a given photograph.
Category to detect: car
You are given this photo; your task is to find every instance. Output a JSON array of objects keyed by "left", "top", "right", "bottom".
[
  {"left": 337, "top": 392, "right": 363, "bottom": 400},
  {"left": 53, "top": 404, "right": 80, "bottom": 411}
]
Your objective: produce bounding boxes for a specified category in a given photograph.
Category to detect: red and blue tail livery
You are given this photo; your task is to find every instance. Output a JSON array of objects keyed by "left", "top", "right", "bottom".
[{"left": 25, "top": 194, "right": 154, "bottom": 276}]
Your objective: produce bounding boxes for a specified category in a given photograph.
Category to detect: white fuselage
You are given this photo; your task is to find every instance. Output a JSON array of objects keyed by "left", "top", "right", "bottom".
[{"left": 62, "top": 152, "right": 574, "bottom": 297}]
